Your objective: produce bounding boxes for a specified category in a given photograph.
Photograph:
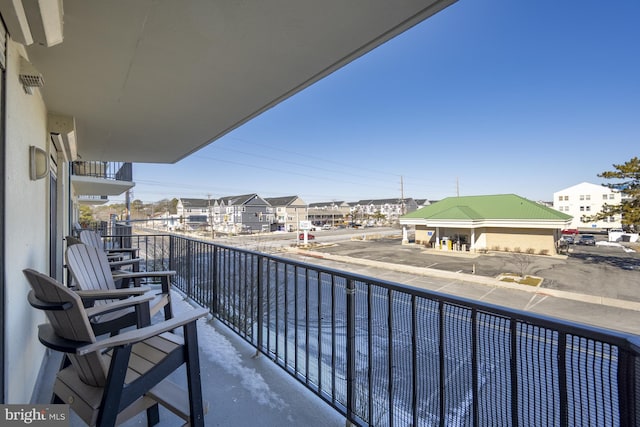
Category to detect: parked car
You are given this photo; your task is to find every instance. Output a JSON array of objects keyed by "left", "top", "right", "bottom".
[
  {"left": 321, "top": 224, "right": 332, "bottom": 230},
  {"left": 560, "top": 235, "right": 574, "bottom": 244},
  {"left": 299, "top": 233, "right": 315, "bottom": 240},
  {"left": 577, "top": 234, "right": 596, "bottom": 245},
  {"left": 561, "top": 229, "right": 579, "bottom": 236}
]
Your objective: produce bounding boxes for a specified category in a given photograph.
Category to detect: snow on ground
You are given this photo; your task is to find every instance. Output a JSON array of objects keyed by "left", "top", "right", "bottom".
[
  {"left": 169, "top": 290, "right": 288, "bottom": 410},
  {"left": 596, "top": 241, "right": 636, "bottom": 252}
]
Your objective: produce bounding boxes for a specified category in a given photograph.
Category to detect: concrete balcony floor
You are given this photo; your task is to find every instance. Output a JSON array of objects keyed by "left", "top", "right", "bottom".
[{"left": 33, "top": 291, "right": 345, "bottom": 427}]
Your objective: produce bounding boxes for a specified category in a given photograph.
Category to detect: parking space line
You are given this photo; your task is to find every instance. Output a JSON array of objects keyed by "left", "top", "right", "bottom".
[
  {"left": 479, "top": 288, "right": 496, "bottom": 300},
  {"left": 524, "top": 294, "right": 548, "bottom": 311}
]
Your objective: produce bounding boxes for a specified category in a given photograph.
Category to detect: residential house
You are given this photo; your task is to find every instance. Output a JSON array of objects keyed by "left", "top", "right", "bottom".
[
  {"left": 400, "top": 194, "right": 572, "bottom": 254},
  {"left": 217, "top": 194, "right": 273, "bottom": 233},
  {"left": 553, "top": 182, "right": 622, "bottom": 230},
  {"left": 307, "top": 201, "right": 351, "bottom": 226},
  {"left": 176, "top": 198, "right": 212, "bottom": 229},
  {"left": 414, "top": 199, "right": 435, "bottom": 208},
  {"left": 265, "top": 196, "right": 308, "bottom": 232},
  {"left": 352, "top": 198, "right": 420, "bottom": 224}
]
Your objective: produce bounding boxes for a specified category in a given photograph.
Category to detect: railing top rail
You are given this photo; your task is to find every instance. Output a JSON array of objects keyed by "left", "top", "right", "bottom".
[
  {"left": 116, "top": 232, "right": 640, "bottom": 354},
  {"left": 71, "top": 161, "right": 132, "bottom": 181}
]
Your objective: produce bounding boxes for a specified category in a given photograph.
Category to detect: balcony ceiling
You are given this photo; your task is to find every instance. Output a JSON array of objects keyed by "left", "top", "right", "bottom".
[{"left": 26, "top": 0, "right": 456, "bottom": 164}]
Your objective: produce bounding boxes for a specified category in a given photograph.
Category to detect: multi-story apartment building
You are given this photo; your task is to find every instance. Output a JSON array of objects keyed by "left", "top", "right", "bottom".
[
  {"left": 176, "top": 198, "right": 212, "bottom": 228},
  {"left": 553, "top": 182, "right": 622, "bottom": 230},
  {"left": 352, "top": 198, "right": 420, "bottom": 224},
  {"left": 216, "top": 194, "right": 273, "bottom": 233},
  {"left": 307, "top": 201, "right": 351, "bottom": 226},
  {"left": 264, "top": 196, "right": 308, "bottom": 232}
]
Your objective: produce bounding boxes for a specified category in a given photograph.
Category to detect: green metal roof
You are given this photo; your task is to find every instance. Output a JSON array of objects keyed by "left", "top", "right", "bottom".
[{"left": 402, "top": 194, "right": 572, "bottom": 221}]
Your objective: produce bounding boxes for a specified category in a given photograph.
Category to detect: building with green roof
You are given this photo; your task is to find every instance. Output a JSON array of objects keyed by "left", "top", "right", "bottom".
[{"left": 400, "top": 194, "right": 572, "bottom": 254}]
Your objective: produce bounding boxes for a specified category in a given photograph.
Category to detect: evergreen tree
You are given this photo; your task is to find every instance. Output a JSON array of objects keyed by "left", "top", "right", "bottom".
[{"left": 592, "top": 157, "right": 640, "bottom": 231}]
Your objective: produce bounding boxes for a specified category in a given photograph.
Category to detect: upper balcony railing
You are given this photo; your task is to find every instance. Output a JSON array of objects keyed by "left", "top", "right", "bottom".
[
  {"left": 111, "top": 233, "right": 640, "bottom": 427},
  {"left": 71, "top": 161, "right": 132, "bottom": 182}
]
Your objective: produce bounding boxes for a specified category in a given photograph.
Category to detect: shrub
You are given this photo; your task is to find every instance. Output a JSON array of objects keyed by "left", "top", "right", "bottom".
[
  {"left": 514, "top": 247, "right": 521, "bottom": 253},
  {"left": 538, "top": 249, "right": 549, "bottom": 256},
  {"left": 503, "top": 247, "right": 510, "bottom": 252},
  {"left": 525, "top": 248, "right": 535, "bottom": 254}
]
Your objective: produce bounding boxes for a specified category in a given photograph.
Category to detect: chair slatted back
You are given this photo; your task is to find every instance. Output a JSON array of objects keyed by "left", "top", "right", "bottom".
[
  {"left": 23, "top": 269, "right": 108, "bottom": 387},
  {"left": 79, "top": 230, "right": 104, "bottom": 250},
  {"left": 66, "top": 244, "right": 117, "bottom": 295}
]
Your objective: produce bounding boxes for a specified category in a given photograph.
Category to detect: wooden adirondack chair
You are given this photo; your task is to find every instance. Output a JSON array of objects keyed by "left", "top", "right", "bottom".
[
  {"left": 23, "top": 268, "right": 207, "bottom": 426},
  {"left": 66, "top": 243, "right": 175, "bottom": 323},
  {"left": 79, "top": 229, "right": 139, "bottom": 261}
]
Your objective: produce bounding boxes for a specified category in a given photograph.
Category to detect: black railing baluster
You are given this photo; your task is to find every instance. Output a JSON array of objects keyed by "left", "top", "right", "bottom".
[
  {"left": 346, "top": 278, "right": 356, "bottom": 424},
  {"left": 510, "top": 320, "right": 519, "bottom": 427},
  {"left": 257, "top": 256, "right": 264, "bottom": 352},
  {"left": 471, "top": 307, "right": 478, "bottom": 427},
  {"left": 387, "top": 288, "right": 394, "bottom": 427},
  {"left": 558, "top": 332, "right": 568, "bottom": 427},
  {"left": 438, "top": 301, "right": 446, "bottom": 427}
]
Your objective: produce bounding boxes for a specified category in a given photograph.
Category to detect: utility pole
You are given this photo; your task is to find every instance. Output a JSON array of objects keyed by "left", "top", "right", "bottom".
[
  {"left": 456, "top": 177, "right": 460, "bottom": 197},
  {"left": 400, "top": 175, "right": 406, "bottom": 215}
]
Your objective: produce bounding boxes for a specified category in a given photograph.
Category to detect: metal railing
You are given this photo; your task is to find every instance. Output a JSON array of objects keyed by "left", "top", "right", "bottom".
[
  {"left": 71, "top": 161, "right": 132, "bottom": 182},
  {"left": 117, "top": 233, "right": 640, "bottom": 426}
]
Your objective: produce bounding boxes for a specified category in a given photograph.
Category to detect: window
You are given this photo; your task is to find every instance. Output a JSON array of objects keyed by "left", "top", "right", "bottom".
[
  {"left": 586, "top": 206, "right": 591, "bottom": 211},
  {"left": 580, "top": 195, "right": 584, "bottom": 201},
  {"left": 603, "top": 194, "right": 608, "bottom": 200},
  {"left": 580, "top": 206, "right": 585, "bottom": 211},
  {"left": 609, "top": 194, "right": 616, "bottom": 200},
  {"left": 564, "top": 195, "right": 569, "bottom": 201},
  {"left": 586, "top": 195, "right": 590, "bottom": 201}
]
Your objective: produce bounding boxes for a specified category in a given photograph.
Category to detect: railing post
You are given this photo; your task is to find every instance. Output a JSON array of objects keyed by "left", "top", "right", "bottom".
[
  {"left": 168, "top": 235, "right": 174, "bottom": 271},
  {"left": 211, "top": 246, "right": 218, "bottom": 315},
  {"left": 257, "top": 255, "right": 264, "bottom": 352},
  {"left": 186, "top": 239, "right": 193, "bottom": 298},
  {"left": 618, "top": 347, "right": 637, "bottom": 426},
  {"left": 346, "top": 278, "right": 356, "bottom": 425}
]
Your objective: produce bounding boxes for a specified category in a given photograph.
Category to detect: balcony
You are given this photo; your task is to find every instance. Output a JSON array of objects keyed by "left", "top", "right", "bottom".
[
  {"left": 39, "top": 233, "right": 640, "bottom": 426},
  {"left": 70, "top": 161, "right": 134, "bottom": 198}
]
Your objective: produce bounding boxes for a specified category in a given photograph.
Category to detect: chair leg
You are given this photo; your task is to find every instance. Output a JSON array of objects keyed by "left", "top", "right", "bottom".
[
  {"left": 97, "top": 345, "right": 133, "bottom": 427},
  {"left": 146, "top": 403, "right": 160, "bottom": 427},
  {"left": 161, "top": 276, "right": 172, "bottom": 320},
  {"left": 184, "top": 321, "right": 205, "bottom": 427}
]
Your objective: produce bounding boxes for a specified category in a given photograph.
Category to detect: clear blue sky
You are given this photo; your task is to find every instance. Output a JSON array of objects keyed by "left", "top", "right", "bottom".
[{"left": 121, "top": 0, "right": 639, "bottom": 205}]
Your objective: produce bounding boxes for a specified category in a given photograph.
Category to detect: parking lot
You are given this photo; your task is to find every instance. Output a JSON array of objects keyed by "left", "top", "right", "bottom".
[{"left": 305, "top": 234, "right": 640, "bottom": 302}]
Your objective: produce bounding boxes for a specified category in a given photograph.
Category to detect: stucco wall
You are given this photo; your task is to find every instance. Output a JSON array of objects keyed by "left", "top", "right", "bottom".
[
  {"left": 415, "top": 225, "right": 436, "bottom": 245},
  {"left": 415, "top": 225, "right": 557, "bottom": 255},
  {"left": 4, "top": 41, "right": 49, "bottom": 403},
  {"left": 482, "top": 227, "right": 556, "bottom": 254}
]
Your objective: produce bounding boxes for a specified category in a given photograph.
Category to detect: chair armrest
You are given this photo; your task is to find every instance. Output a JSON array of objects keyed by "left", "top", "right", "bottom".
[
  {"left": 85, "top": 293, "right": 155, "bottom": 319},
  {"left": 77, "top": 308, "right": 209, "bottom": 355},
  {"left": 76, "top": 286, "right": 151, "bottom": 300},
  {"left": 105, "top": 248, "right": 138, "bottom": 255},
  {"left": 112, "top": 270, "right": 176, "bottom": 280},
  {"left": 109, "top": 258, "right": 143, "bottom": 269}
]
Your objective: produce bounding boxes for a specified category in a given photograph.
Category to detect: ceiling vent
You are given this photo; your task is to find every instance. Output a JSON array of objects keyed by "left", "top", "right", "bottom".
[{"left": 19, "top": 56, "right": 44, "bottom": 94}]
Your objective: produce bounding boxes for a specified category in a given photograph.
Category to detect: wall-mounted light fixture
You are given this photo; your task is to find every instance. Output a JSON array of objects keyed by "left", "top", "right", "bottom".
[
  {"left": 29, "top": 146, "right": 49, "bottom": 180},
  {"left": 19, "top": 56, "right": 44, "bottom": 95}
]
